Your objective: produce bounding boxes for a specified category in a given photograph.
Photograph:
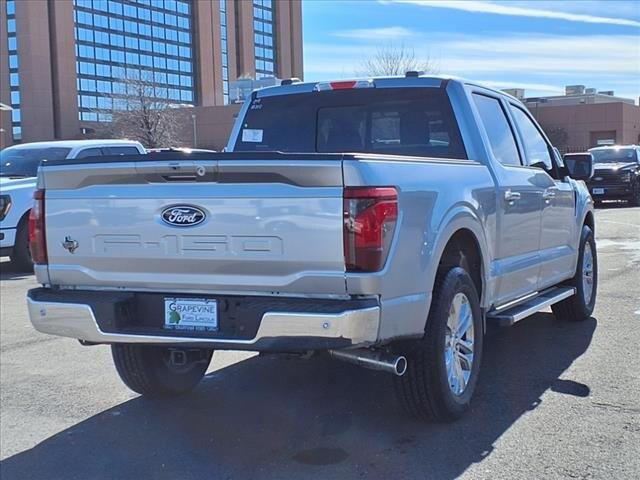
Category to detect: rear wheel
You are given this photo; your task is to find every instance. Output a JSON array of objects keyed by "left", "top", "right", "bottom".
[
  {"left": 111, "top": 344, "right": 213, "bottom": 396},
  {"left": 10, "top": 220, "right": 32, "bottom": 272},
  {"left": 394, "top": 267, "right": 483, "bottom": 422},
  {"left": 552, "top": 225, "right": 597, "bottom": 321}
]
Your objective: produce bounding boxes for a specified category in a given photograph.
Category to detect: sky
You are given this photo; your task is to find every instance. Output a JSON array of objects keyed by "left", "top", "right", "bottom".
[{"left": 302, "top": 0, "right": 640, "bottom": 102}]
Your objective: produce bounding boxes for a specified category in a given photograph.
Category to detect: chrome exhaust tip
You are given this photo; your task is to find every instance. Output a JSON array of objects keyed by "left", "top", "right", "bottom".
[
  {"left": 394, "top": 355, "right": 408, "bottom": 376},
  {"left": 329, "top": 349, "right": 407, "bottom": 376}
]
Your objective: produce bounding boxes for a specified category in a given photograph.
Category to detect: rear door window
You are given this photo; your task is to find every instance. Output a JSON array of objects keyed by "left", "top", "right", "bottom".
[
  {"left": 472, "top": 94, "right": 521, "bottom": 166},
  {"left": 235, "top": 88, "right": 467, "bottom": 160},
  {"left": 105, "top": 146, "right": 142, "bottom": 155},
  {"left": 75, "top": 148, "right": 104, "bottom": 159}
]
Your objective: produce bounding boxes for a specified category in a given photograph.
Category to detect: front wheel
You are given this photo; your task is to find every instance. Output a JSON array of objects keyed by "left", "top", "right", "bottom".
[
  {"left": 111, "top": 344, "right": 213, "bottom": 396},
  {"left": 630, "top": 182, "right": 640, "bottom": 207},
  {"left": 10, "top": 220, "right": 33, "bottom": 272},
  {"left": 552, "top": 225, "right": 597, "bottom": 321},
  {"left": 394, "top": 267, "right": 483, "bottom": 422}
]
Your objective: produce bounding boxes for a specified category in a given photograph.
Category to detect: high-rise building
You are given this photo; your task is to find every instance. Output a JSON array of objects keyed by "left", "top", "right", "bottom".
[{"left": 0, "top": 0, "right": 303, "bottom": 147}]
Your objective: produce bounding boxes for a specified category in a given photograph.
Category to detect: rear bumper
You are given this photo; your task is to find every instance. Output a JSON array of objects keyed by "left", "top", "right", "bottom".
[{"left": 27, "top": 288, "right": 380, "bottom": 352}]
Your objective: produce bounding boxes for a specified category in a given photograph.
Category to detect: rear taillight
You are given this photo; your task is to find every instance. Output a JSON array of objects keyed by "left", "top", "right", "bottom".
[
  {"left": 28, "top": 189, "right": 47, "bottom": 265},
  {"left": 343, "top": 187, "right": 398, "bottom": 272}
]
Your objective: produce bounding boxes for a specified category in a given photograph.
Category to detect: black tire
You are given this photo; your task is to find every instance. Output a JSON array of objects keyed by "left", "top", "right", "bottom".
[
  {"left": 10, "top": 219, "right": 33, "bottom": 272},
  {"left": 394, "top": 267, "right": 483, "bottom": 422},
  {"left": 630, "top": 181, "right": 640, "bottom": 207},
  {"left": 111, "top": 344, "right": 213, "bottom": 396},
  {"left": 551, "top": 225, "right": 597, "bottom": 322}
]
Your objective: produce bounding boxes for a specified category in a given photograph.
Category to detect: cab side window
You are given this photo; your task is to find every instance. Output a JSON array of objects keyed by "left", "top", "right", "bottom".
[
  {"left": 105, "top": 146, "right": 141, "bottom": 155},
  {"left": 75, "top": 148, "right": 104, "bottom": 159},
  {"left": 510, "top": 106, "right": 553, "bottom": 170},
  {"left": 472, "top": 94, "right": 521, "bottom": 166}
]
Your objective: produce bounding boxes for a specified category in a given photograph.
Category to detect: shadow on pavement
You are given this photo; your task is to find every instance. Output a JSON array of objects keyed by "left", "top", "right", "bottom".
[
  {"left": 594, "top": 200, "right": 634, "bottom": 209},
  {"left": 0, "top": 260, "right": 33, "bottom": 281},
  {"left": 0, "top": 313, "right": 596, "bottom": 479}
]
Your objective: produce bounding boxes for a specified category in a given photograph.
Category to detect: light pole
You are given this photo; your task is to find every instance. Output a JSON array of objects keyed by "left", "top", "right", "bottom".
[{"left": 191, "top": 113, "right": 197, "bottom": 147}]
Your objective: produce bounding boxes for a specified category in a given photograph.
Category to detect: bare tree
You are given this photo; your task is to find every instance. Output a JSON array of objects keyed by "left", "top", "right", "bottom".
[
  {"left": 357, "top": 43, "right": 438, "bottom": 77},
  {"left": 96, "top": 71, "right": 186, "bottom": 148}
]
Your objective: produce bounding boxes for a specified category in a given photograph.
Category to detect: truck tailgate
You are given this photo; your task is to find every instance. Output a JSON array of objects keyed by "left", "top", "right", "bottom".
[{"left": 40, "top": 156, "right": 346, "bottom": 295}]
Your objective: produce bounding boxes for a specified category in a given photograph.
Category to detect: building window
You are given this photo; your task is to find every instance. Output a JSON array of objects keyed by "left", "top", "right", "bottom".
[
  {"left": 5, "top": 0, "right": 21, "bottom": 141},
  {"left": 253, "top": 0, "right": 276, "bottom": 79},
  {"left": 73, "top": 0, "right": 196, "bottom": 123}
]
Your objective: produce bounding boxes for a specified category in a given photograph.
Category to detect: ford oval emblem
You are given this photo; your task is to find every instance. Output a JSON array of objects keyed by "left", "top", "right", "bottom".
[{"left": 161, "top": 205, "right": 206, "bottom": 227}]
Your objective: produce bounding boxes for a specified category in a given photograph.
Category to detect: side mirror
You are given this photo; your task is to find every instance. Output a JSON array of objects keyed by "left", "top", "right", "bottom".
[{"left": 563, "top": 153, "right": 594, "bottom": 181}]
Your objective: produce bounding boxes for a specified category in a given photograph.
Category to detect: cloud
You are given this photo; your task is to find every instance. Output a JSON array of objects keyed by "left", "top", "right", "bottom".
[
  {"left": 477, "top": 81, "right": 565, "bottom": 94},
  {"left": 303, "top": 33, "right": 640, "bottom": 99},
  {"left": 305, "top": 33, "right": 639, "bottom": 76},
  {"left": 332, "top": 26, "right": 417, "bottom": 40},
  {"left": 506, "top": 1, "right": 640, "bottom": 20},
  {"left": 390, "top": 0, "right": 640, "bottom": 27},
  {"left": 436, "top": 34, "right": 639, "bottom": 74}
]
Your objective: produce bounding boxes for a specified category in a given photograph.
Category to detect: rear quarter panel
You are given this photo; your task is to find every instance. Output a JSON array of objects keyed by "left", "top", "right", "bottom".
[{"left": 343, "top": 158, "right": 496, "bottom": 341}]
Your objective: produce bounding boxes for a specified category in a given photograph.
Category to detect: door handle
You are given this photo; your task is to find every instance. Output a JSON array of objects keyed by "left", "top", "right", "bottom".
[
  {"left": 543, "top": 190, "right": 556, "bottom": 201},
  {"left": 504, "top": 189, "right": 521, "bottom": 202}
]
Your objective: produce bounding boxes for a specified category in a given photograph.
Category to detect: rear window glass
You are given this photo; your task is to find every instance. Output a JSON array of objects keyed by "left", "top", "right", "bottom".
[{"left": 234, "top": 88, "right": 467, "bottom": 159}]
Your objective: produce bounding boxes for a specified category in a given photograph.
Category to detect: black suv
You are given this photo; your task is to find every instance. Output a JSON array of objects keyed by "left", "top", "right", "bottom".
[{"left": 577, "top": 146, "right": 640, "bottom": 206}]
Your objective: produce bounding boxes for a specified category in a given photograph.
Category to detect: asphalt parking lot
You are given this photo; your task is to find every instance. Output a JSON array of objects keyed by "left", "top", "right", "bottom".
[{"left": 1, "top": 205, "right": 639, "bottom": 479}]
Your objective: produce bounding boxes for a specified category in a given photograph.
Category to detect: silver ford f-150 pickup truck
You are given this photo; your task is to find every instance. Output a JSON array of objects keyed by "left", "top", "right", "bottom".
[{"left": 27, "top": 75, "right": 597, "bottom": 421}]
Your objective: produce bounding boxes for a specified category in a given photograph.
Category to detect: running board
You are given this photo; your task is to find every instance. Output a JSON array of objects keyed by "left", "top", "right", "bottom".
[{"left": 486, "top": 287, "right": 576, "bottom": 327}]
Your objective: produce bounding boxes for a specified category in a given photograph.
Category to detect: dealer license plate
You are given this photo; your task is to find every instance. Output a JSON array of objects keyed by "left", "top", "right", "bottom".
[
  {"left": 592, "top": 188, "right": 605, "bottom": 195},
  {"left": 164, "top": 298, "right": 218, "bottom": 332}
]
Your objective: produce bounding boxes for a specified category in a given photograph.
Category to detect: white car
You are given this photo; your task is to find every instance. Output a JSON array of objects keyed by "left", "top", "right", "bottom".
[{"left": 0, "top": 139, "right": 145, "bottom": 270}]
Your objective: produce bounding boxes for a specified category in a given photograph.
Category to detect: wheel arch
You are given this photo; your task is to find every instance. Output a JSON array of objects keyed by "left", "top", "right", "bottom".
[
  {"left": 437, "top": 228, "right": 484, "bottom": 301},
  {"left": 17, "top": 208, "right": 31, "bottom": 229},
  {"left": 583, "top": 209, "right": 595, "bottom": 234},
  {"left": 429, "top": 209, "right": 490, "bottom": 310}
]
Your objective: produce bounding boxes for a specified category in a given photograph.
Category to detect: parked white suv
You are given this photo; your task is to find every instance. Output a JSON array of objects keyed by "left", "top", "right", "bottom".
[{"left": 0, "top": 139, "right": 145, "bottom": 270}]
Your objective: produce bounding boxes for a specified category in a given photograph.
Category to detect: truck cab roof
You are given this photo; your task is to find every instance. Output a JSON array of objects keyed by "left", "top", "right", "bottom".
[
  {"left": 256, "top": 74, "right": 518, "bottom": 103},
  {"left": 4, "top": 139, "right": 144, "bottom": 152}
]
